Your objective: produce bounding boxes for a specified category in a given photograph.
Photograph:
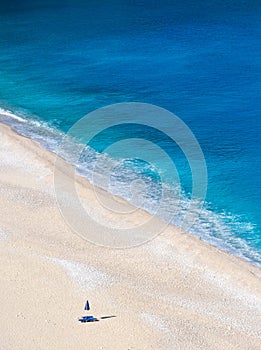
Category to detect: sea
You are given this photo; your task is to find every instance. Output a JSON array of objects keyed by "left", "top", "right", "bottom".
[{"left": 0, "top": 1, "right": 260, "bottom": 265}]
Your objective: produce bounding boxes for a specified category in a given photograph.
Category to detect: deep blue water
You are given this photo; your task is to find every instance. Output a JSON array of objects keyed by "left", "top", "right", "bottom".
[{"left": 0, "top": 1, "right": 260, "bottom": 264}]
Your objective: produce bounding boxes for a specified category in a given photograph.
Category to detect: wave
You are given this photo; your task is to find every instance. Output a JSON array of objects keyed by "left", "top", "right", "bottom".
[
  {"left": 0, "top": 107, "right": 27, "bottom": 123},
  {"left": 0, "top": 106, "right": 260, "bottom": 267}
]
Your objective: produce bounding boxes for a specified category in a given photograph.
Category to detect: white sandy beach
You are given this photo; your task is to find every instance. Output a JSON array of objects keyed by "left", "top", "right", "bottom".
[{"left": 0, "top": 121, "right": 261, "bottom": 350}]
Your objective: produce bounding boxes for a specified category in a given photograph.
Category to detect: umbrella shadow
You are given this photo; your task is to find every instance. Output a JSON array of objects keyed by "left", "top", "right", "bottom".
[{"left": 100, "top": 315, "right": 117, "bottom": 320}]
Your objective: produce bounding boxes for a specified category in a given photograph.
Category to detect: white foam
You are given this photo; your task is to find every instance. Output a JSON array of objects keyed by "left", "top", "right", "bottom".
[{"left": 0, "top": 107, "right": 26, "bottom": 123}]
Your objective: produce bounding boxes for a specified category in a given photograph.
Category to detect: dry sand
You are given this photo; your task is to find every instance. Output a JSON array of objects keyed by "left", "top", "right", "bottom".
[{"left": 0, "top": 122, "right": 260, "bottom": 350}]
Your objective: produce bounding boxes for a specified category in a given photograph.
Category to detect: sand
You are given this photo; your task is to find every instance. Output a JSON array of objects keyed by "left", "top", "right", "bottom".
[{"left": 0, "top": 121, "right": 260, "bottom": 350}]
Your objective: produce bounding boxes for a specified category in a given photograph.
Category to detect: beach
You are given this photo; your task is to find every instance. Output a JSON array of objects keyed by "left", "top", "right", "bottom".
[{"left": 0, "top": 121, "right": 260, "bottom": 350}]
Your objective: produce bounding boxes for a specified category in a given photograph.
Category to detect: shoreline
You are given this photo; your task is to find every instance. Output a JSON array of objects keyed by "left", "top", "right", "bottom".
[
  {"left": 0, "top": 119, "right": 261, "bottom": 349},
  {"left": 0, "top": 111, "right": 260, "bottom": 266}
]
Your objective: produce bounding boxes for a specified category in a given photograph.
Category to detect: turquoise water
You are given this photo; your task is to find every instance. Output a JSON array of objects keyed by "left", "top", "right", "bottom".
[{"left": 0, "top": 1, "right": 260, "bottom": 264}]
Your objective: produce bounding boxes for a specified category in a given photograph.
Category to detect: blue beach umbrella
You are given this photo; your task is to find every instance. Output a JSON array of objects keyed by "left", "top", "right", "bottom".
[
  {"left": 84, "top": 300, "right": 90, "bottom": 311},
  {"left": 79, "top": 299, "right": 99, "bottom": 322}
]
